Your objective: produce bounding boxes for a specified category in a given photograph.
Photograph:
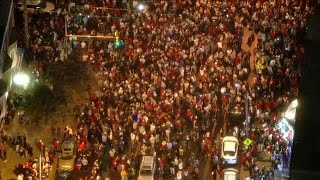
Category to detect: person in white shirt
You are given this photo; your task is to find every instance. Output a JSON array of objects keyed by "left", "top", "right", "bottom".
[
  {"left": 82, "top": 157, "right": 89, "bottom": 172},
  {"left": 165, "top": 128, "right": 170, "bottom": 141},
  {"left": 17, "top": 174, "right": 24, "bottom": 180},
  {"left": 178, "top": 160, "right": 183, "bottom": 170},
  {"left": 176, "top": 171, "right": 182, "bottom": 180},
  {"left": 150, "top": 123, "right": 156, "bottom": 132},
  {"left": 101, "top": 132, "right": 107, "bottom": 144},
  {"left": 277, "top": 163, "right": 283, "bottom": 171},
  {"left": 150, "top": 135, "right": 155, "bottom": 148},
  {"left": 80, "top": 41, "right": 86, "bottom": 49}
]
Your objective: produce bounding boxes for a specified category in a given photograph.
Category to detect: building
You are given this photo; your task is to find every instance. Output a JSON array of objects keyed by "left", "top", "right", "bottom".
[
  {"left": 290, "top": 2, "right": 320, "bottom": 179},
  {"left": 0, "top": 0, "right": 19, "bottom": 127}
]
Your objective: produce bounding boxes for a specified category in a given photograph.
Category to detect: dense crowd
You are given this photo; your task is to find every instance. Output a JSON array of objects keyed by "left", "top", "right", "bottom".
[{"left": 3, "top": 0, "right": 312, "bottom": 179}]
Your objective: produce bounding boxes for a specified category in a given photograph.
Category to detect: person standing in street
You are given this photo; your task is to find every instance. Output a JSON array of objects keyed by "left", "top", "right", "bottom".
[
  {"left": 28, "top": 145, "right": 33, "bottom": 157},
  {"left": 82, "top": 156, "right": 89, "bottom": 172},
  {"left": 120, "top": 169, "right": 127, "bottom": 180},
  {"left": 3, "top": 148, "right": 7, "bottom": 162}
]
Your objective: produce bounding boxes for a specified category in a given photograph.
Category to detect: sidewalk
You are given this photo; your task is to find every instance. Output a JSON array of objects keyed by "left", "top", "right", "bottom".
[
  {"left": 240, "top": 151, "right": 272, "bottom": 179},
  {"left": 1, "top": 116, "right": 57, "bottom": 179},
  {"left": 201, "top": 120, "right": 218, "bottom": 180},
  {"left": 241, "top": 27, "right": 258, "bottom": 87}
]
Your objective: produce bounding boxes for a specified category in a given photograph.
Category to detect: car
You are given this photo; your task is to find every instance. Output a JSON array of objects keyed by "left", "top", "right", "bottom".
[
  {"left": 17, "top": 0, "right": 47, "bottom": 10},
  {"left": 55, "top": 172, "right": 71, "bottom": 180},
  {"left": 58, "top": 140, "right": 77, "bottom": 172},
  {"left": 230, "top": 102, "right": 244, "bottom": 116},
  {"left": 222, "top": 168, "right": 239, "bottom": 180},
  {"left": 138, "top": 156, "right": 155, "bottom": 180},
  {"left": 221, "top": 136, "right": 239, "bottom": 165}
]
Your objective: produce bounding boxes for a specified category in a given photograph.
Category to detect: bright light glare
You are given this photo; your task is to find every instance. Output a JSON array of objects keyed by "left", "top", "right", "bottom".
[
  {"left": 284, "top": 108, "right": 296, "bottom": 120},
  {"left": 284, "top": 99, "right": 298, "bottom": 121},
  {"left": 114, "top": 41, "right": 121, "bottom": 47},
  {"left": 13, "top": 72, "right": 30, "bottom": 87},
  {"left": 291, "top": 99, "right": 298, "bottom": 107},
  {"left": 137, "top": 4, "right": 145, "bottom": 11}
]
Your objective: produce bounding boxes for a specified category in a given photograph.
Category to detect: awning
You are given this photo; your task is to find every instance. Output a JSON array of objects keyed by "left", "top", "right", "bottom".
[
  {"left": 0, "top": 78, "right": 7, "bottom": 97},
  {"left": 2, "top": 53, "right": 12, "bottom": 72},
  {"left": 9, "top": 27, "right": 18, "bottom": 45},
  {"left": 0, "top": 90, "right": 8, "bottom": 119}
]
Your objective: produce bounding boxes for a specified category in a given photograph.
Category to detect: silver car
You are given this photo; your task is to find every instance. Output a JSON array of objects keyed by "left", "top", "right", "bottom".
[{"left": 58, "top": 140, "right": 76, "bottom": 171}]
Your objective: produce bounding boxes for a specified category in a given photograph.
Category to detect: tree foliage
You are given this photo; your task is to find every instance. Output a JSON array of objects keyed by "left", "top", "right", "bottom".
[
  {"left": 43, "top": 60, "right": 89, "bottom": 89},
  {"left": 15, "top": 60, "right": 90, "bottom": 124}
]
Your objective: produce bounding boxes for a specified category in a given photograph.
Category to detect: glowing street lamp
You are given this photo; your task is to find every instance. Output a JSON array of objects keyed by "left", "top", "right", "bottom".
[
  {"left": 13, "top": 72, "right": 30, "bottom": 87},
  {"left": 137, "top": 4, "right": 145, "bottom": 11}
]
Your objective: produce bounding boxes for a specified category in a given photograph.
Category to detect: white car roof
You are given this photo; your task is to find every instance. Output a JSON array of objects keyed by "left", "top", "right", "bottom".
[
  {"left": 223, "top": 168, "right": 238, "bottom": 180},
  {"left": 141, "top": 156, "right": 154, "bottom": 169},
  {"left": 223, "top": 168, "right": 239, "bottom": 173},
  {"left": 222, "top": 136, "right": 239, "bottom": 143},
  {"left": 224, "top": 141, "right": 237, "bottom": 152},
  {"left": 61, "top": 141, "right": 75, "bottom": 149}
]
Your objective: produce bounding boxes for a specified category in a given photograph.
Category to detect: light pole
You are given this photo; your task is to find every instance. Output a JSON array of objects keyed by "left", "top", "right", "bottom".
[
  {"left": 72, "top": 2, "right": 146, "bottom": 12},
  {"left": 37, "top": 140, "right": 44, "bottom": 179},
  {"left": 245, "top": 93, "right": 250, "bottom": 137},
  {"left": 23, "top": 0, "right": 29, "bottom": 49}
]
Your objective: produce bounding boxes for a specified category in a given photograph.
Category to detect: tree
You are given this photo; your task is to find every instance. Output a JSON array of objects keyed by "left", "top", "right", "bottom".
[{"left": 15, "top": 60, "right": 93, "bottom": 124}]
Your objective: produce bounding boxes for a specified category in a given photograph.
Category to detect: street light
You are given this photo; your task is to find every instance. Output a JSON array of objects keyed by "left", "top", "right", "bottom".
[
  {"left": 245, "top": 93, "right": 250, "bottom": 137},
  {"left": 13, "top": 72, "right": 30, "bottom": 87},
  {"left": 137, "top": 4, "right": 145, "bottom": 11},
  {"left": 114, "top": 30, "right": 121, "bottom": 47},
  {"left": 37, "top": 140, "right": 44, "bottom": 179}
]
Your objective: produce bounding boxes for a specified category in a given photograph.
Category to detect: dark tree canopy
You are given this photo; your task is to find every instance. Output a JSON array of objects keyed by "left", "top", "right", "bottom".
[
  {"left": 44, "top": 60, "right": 89, "bottom": 89},
  {"left": 15, "top": 60, "right": 91, "bottom": 124}
]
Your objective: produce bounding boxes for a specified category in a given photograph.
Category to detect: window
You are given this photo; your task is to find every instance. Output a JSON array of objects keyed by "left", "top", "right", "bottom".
[
  {"left": 223, "top": 150, "right": 236, "bottom": 157},
  {"left": 223, "top": 141, "right": 237, "bottom": 157},
  {"left": 62, "top": 148, "right": 74, "bottom": 159},
  {"left": 140, "top": 169, "right": 152, "bottom": 175}
]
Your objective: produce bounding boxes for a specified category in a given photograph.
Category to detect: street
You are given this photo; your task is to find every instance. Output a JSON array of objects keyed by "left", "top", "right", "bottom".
[{"left": 0, "top": 1, "right": 305, "bottom": 180}]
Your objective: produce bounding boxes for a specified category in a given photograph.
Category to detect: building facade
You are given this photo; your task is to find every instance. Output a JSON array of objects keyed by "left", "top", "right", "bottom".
[{"left": 0, "top": 0, "right": 18, "bottom": 126}]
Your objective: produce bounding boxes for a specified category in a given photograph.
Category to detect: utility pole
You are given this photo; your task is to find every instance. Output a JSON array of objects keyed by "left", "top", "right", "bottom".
[
  {"left": 245, "top": 93, "right": 249, "bottom": 137},
  {"left": 36, "top": 140, "right": 44, "bottom": 179},
  {"left": 23, "top": 0, "right": 29, "bottom": 49},
  {"left": 39, "top": 148, "right": 42, "bottom": 179},
  {"left": 0, "top": 160, "right": 2, "bottom": 180}
]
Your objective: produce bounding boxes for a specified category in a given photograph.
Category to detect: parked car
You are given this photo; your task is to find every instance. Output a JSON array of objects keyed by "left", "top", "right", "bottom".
[
  {"left": 55, "top": 172, "right": 71, "bottom": 180},
  {"left": 138, "top": 156, "right": 155, "bottom": 180},
  {"left": 221, "top": 136, "right": 239, "bottom": 165},
  {"left": 58, "top": 140, "right": 76, "bottom": 172},
  {"left": 222, "top": 168, "right": 239, "bottom": 180},
  {"left": 17, "top": 0, "right": 47, "bottom": 9}
]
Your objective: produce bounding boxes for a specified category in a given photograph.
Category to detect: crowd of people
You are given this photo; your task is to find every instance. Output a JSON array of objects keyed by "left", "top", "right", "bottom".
[
  {"left": 0, "top": 128, "right": 55, "bottom": 179},
  {"left": 2, "top": 0, "right": 313, "bottom": 179}
]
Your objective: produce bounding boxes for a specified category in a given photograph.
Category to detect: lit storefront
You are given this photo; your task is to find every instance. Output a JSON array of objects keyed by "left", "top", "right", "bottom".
[{"left": 276, "top": 99, "right": 297, "bottom": 141}]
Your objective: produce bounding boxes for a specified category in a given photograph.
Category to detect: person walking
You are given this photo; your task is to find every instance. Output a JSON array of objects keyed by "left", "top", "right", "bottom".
[
  {"left": 3, "top": 148, "right": 7, "bottom": 162},
  {"left": 120, "top": 169, "right": 127, "bottom": 180},
  {"left": 28, "top": 145, "right": 33, "bottom": 157},
  {"left": 82, "top": 157, "right": 89, "bottom": 172},
  {"left": 0, "top": 147, "right": 2, "bottom": 160}
]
